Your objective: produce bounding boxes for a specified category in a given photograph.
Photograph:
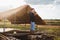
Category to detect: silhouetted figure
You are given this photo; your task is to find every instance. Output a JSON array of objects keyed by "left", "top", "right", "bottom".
[{"left": 29, "top": 8, "right": 36, "bottom": 33}]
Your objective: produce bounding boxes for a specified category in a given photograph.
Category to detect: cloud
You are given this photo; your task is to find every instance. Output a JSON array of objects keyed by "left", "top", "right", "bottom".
[
  {"left": 25, "top": 0, "right": 55, "bottom": 5},
  {"left": 0, "top": 0, "right": 26, "bottom": 12},
  {"left": 56, "top": 0, "right": 60, "bottom": 5}
]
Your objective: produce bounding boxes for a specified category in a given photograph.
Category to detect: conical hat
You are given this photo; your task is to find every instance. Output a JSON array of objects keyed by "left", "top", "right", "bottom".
[{"left": 7, "top": 5, "right": 46, "bottom": 25}]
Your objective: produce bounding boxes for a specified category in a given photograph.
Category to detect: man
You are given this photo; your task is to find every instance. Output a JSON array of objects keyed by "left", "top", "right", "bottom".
[{"left": 29, "top": 8, "right": 36, "bottom": 33}]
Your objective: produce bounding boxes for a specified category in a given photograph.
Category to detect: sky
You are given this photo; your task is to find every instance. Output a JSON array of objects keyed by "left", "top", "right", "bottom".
[{"left": 0, "top": 0, "right": 60, "bottom": 19}]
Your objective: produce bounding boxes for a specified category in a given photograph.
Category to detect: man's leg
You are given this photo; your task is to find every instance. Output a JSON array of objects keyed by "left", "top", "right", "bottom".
[{"left": 30, "top": 21, "right": 35, "bottom": 33}]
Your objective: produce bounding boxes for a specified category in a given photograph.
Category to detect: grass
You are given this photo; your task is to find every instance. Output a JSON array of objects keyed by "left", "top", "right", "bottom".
[
  {"left": 37, "top": 25, "right": 60, "bottom": 40},
  {"left": 0, "top": 21, "right": 60, "bottom": 40}
]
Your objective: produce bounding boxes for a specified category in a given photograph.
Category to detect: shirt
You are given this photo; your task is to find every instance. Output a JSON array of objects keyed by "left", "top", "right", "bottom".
[{"left": 29, "top": 12, "right": 35, "bottom": 22}]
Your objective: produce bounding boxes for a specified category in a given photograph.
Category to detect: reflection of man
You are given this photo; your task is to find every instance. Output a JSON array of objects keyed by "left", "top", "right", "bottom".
[{"left": 29, "top": 8, "right": 36, "bottom": 33}]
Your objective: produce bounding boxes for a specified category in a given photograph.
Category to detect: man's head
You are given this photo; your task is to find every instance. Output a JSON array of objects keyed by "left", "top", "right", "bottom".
[{"left": 31, "top": 8, "right": 36, "bottom": 13}]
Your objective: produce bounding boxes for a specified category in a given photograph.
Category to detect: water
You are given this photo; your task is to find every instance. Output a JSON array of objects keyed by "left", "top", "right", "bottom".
[{"left": 0, "top": 28, "right": 16, "bottom": 32}]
